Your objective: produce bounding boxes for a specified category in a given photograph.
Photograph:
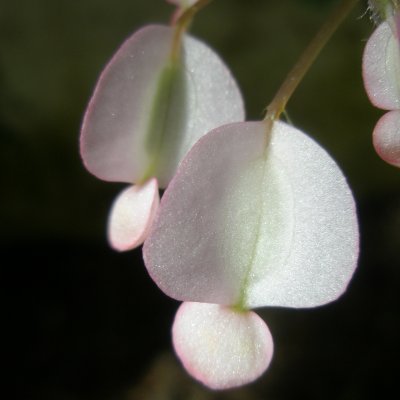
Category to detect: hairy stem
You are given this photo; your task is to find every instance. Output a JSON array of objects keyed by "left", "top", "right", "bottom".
[{"left": 368, "top": 0, "right": 399, "bottom": 22}]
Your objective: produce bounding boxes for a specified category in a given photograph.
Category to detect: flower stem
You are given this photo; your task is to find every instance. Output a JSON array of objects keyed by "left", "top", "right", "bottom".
[
  {"left": 264, "top": 0, "right": 359, "bottom": 132},
  {"left": 170, "top": 0, "right": 214, "bottom": 61}
]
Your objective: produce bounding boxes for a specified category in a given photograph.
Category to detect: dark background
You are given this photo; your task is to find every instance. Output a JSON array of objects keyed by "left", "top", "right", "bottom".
[{"left": 1, "top": 0, "right": 399, "bottom": 399}]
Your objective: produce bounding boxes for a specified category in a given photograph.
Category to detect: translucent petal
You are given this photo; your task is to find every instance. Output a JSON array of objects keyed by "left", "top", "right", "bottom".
[
  {"left": 172, "top": 302, "right": 273, "bottom": 390},
  {"left": 107, "top": 179, "right": 159, "bottom": 251},
  {"left": 144, "top": 121, "right": 359, "bottom": 309},
  {"left": 362, "top": 20, "right": 400, "bottom": 110},
  {"left": 80, "top": 25, "right": 244, "bottom": 188},
  {"left": 373, "top": 110, "right": 400, "bottom": 167}
]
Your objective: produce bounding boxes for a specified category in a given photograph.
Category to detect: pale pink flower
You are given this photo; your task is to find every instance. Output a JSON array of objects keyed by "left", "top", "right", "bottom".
[
  {"left": 80, "top": 25, "right": 244, "bottom": 250},
  {"left": 363, "top": 11, "right": 400, "bottom": 167},
  {"left": 144, "top": 120, "right": 359, "bottom": 389}
]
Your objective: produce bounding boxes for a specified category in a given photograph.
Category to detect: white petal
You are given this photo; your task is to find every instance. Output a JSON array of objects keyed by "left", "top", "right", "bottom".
[
  {"left": 362, "top": 20, "right": 400, "bottom": 110},
  {"left": 80, "top": 25, "right": 244, "bottom": 187},
  {"left": 373, "top": 110, "right": 400, "bottom": 167},
  {"left": 172, "top": 302, "right": 273, "bottom": 390},
  {"left": 107, "top": 179, "right": 159, "bottom": 251},
  {"left": 144, "top": 121, "right": 359, "bottom": 308}
]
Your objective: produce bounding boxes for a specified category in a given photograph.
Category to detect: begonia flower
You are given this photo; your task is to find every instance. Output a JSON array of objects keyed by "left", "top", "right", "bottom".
[
  {"left": 363, "top": 9, "right": 400, "bottom": 167},
  {"left": 143, "top": 120, "right": 359, "bottom": 389},
  {"left": 80, "top": 24, "right": 244, "bottom": 251}
]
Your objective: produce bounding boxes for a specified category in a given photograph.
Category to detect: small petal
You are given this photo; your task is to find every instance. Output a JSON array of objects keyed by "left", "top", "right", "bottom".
[
  {"left": 362, "top": 19, "right": 400, "bottom": 110},
  {"left": 107, "top": 179, "right": 159, "bottom": 251},
  {"left": 373, "top": 110, "right": 400, "bottom": 167},
  {"left": 144, "top": 121, "right": 359, "bottom": 308},
  {"left": 80, "top": 25, "right": 244, "bottom": 187},
  {"left": 172, "top": 302, "right": 273, "bottom": 390}
]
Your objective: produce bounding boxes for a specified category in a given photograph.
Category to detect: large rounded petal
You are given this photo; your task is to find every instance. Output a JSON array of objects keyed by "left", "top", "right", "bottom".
[
  {"left": 80, "top": 25, "right": 244, "bottom": 188},
  {"left": 362, "top": 20, "right": 400, "bottom": 110},
  {"left": 172, "top": 302, "right": 273, "bottom": 390},
  {"left": 373, "top": 110, "right": 400, "bottom": 167},
  {"left": 143, "top": 121, "right": 359, "bottom": 309},
  {"left": 107, "top": 179, "right": 159, "bottom": 251}
]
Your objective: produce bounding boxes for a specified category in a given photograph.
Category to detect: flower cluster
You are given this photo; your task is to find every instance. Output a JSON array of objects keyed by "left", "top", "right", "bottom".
[
  {"left": 363, "top": 2, "right": 400, "bottom": 167},
  {"left": 80, "top": 0, "right": 362, "bottom": 390}
]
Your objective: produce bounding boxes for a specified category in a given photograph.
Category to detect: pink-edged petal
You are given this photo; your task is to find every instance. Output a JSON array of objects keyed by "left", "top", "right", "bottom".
[
  {"left": 144, "top": 121, "right": 359, "bottom": 309},
  {"left": 373, "top": 110, "right": 400, "bottom": 167},
  {"left": 172, "top": 302, "right": 273, "bottom": 390},
  {"left": 80, "top": 25, "right": 244, "bottom": 187},
  {"left": 81, "top": 26, "right": 173, "bottom": 183},
  {"left": 107, "top": 179, "right": 159, "bottom": 251},
  {"left": 362, "top": 20, "right": 400, "bottom": 110}
]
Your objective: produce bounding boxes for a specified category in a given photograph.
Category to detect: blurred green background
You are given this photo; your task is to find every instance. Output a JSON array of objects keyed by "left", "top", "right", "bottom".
[{"left": 1, "top": 0, "right": 399, "bottom": 399}]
